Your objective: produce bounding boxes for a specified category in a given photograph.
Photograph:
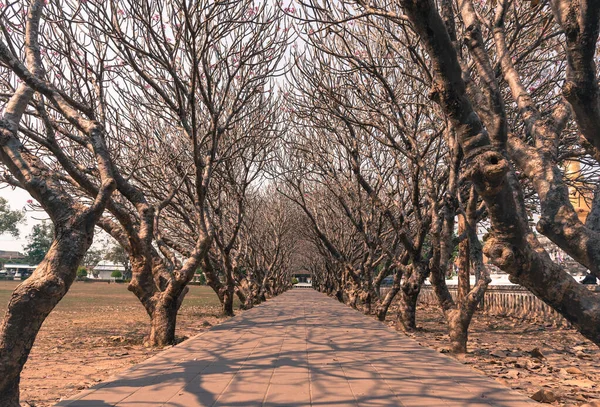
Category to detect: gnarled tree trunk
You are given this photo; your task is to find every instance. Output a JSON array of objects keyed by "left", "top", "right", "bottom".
[
  {"left": 400, "top": 0, "right": 600, "bottom": 346},
  {"left": 148, "top": 296, "right": 179, "bottom": 346},
  {"left": 0, "top": 227, "right": 94, "bottom": 405},
  {"left": 397, "top": 263, "right": 427, "bottom": 330},
  {"left": 126, "top": 234, "right": 211, "bottom": 346},
  {"left": 223, "top": 282, "right": 235, "bottom": 316}
]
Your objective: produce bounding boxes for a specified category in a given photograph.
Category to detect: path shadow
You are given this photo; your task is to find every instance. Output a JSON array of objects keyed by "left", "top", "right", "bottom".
[{"left": 59, "top": 290, "right": 534, "bottom": 407}]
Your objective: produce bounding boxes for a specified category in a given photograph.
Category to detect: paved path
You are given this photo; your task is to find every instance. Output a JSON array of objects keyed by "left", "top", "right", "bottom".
[{"left": 59, "top": 290, "right": 535, "bottom": 407}]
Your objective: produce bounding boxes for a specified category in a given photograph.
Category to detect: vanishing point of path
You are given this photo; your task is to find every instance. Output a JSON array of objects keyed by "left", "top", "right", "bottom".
[{"left": 58, "top": 290, "right": 536, "bottom": 407}]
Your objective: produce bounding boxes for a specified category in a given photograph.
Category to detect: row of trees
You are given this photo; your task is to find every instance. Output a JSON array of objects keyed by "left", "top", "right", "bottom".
[
  {"left": 0, "top": 1, "right": 300, "bottom": 404},
  {"left": 275, "top": 0, "right": 600, "bottom": 356},
  {"left": 1, "top": 0, "right": 600, "bottom": 405}
]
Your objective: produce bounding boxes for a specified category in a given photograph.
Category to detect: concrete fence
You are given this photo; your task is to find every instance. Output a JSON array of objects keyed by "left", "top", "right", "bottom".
[{"left": 381, "top": 284, "right": 600, "bottom": 325}]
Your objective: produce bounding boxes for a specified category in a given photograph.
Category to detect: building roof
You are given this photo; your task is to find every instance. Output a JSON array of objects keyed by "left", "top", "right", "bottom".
[
  {"left": 0, "top": 250, "right": 25, "bottom": 259},
  {"left": 4, "top": 264, "right": 37, "bottom": 269},
  {"left": 93, "top": 260, "right": 126, "bottom": 272}
]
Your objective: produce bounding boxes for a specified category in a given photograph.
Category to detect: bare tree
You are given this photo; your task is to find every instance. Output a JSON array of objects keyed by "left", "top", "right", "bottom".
[
  {"left": 388, "top": 0, "right": 600, "bottom": 344},
  {"left": 279, "top": 9, "right": 493, "bottom": 351},
  {"left": 203, "top": 101, "right": 278, "bottom": 315},
  {"left": 0, "top": 1, "right": 116, "bottom": 403},
  {"left": 64, "top": 0, "right": 291, "bottom": 343}
]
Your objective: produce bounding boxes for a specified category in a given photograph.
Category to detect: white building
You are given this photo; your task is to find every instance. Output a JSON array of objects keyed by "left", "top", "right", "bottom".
[{"left": 89, "top": 261, "right": 126, "bottom": 280}]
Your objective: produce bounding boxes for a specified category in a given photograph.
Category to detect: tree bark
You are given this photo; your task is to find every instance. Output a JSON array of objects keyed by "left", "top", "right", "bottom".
[
  {"left": 0, "top": 230, "right": 91, "bottom": 404},
  {"left": 398, "top": 265, "right": 424, "bottom": 330},
  {"left": 223, "top": 284, "right": 235, "bottom": 316},
  {"left": 446, "top": 308, "right": 470, "bottom": 354},
  {"left": 399, "top": 0, "right": 600, "bottom": 346},
  {"left": 124, "top": 231, "right": 211, "bottom": 347},
  {"left": 376, "top": 268, "right": 402, "bottom": 321},
  {"left": 148, "top": 295, "right": 179, "bottom": 346},
  {"left": 236, "top": 285, "right": 250, "bottom": 310}
]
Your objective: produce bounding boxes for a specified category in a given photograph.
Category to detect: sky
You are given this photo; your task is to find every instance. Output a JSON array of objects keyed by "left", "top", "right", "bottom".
[{"left": 0, "top": 187, "right": 43, "bottom": 252}]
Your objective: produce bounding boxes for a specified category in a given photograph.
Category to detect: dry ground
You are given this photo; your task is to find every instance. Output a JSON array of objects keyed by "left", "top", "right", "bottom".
[
  {"left": 0, "top": 281, "right": 231, "bottom": 407},
  {"left": 2, "top": 281, "right": 599, "bottom": 406},
  {"left": 387, "top": 303, "right": 600, "bottom": 406}
]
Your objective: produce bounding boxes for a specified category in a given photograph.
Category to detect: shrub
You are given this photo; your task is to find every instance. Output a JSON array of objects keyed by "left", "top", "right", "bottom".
[
  {"left": 197, "top": 273, "right": 206, "bottom": 285},
  {"left": 111, "top": 270, "right": 123, "bottom": 278},
  {"left": 292, "top": 277, "right": 299, "bottom": 285},
  {"left": 76, "top": 267, "right": 88, "bottom": 280}
]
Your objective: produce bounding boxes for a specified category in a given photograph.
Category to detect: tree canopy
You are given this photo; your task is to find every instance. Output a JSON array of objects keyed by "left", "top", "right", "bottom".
[
  {"left": 0, "top": 197, "right": 24, "bottom": 238},
  {"left": 0, "top": 0, "right": 600, "bottom": 404},
  {"left": 23, "top": 222, "right": 53, "bottom": 265}
]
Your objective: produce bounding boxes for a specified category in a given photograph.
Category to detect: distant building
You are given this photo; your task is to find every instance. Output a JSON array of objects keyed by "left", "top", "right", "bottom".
[
  {"left": 565, "top": 160, "right": 592, "bottom": 223},
  {"left": 0, "top": 251, "right": 26, "bottom": 269},
  {"left": 89, "top": 261, "right": 125, "bottom": 280},
  {"left": 381, "top": 275, "right": 394, "bottom": 286},
  {"left": 0, "top": 264, "right": 37, "bottom": 280},
  {"left": 293, "top": 272, "right": 312, "bottom": 284}
]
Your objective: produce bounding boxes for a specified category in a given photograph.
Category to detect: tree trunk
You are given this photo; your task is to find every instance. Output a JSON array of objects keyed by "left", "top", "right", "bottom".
[
  {"left": 0, "top": 376, "right": 19, "bottom": 407},
  {"left": 360, "top": 289, "right": 372, "bottom": 314},
  {"left": 223, "top": 283, "right": 235, "bottom": 316},
  {"left": 347, "top": 289, "right": 359, "bottom": 309},
  {"left": 398, "top": 265, "right": 425, "bottom": 330},
  {"left": 148, "top": 297, "right": 179, "bottom": 346},
  {"left": 256, "top": 271, "right": 270, "bottom": 303},
  {"left": 203, "top": 256, "right": 231, "bottom": 313},
  {"left": 398, "top": 283, "right": 419, "bottom": 330},
  {"left": 145, "top": 285, "right": 190, "bottom": 347},
  {"left": 376, "top": 269, "right": 402, "bottom": 321},
  {"left": 128, "top": 258, "right": 178, "bottom": 347},
  {"left": 448, "top": 216, "right": 471, "bottom": 353},
  {"left": 447, "top": 308, "right": 471, "bottom": 354},
  {"left": 236, "top": 286, "right": 250, "bottom": 310},
  {"left": 0, "top": 231, "right": 90, "bottom": 405},
  {"left": 445, "top": 277, "right": 490, "bottom": 354}
]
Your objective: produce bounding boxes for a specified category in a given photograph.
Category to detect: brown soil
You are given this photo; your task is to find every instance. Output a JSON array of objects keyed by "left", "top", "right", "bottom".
[
  {"left": 0, "top": 281, "right": 229, "bottom": 407},
  {"left": 387, "top": 303, "right": 600, "bottom": 407}
]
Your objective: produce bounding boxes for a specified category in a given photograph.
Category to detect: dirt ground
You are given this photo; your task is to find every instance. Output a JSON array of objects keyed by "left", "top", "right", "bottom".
[
  {"left": 387, "top": 303, "right": 600, "bottom": 406},
  {"left": 0, "top": 281, "right": 230, "bottom": 407}
]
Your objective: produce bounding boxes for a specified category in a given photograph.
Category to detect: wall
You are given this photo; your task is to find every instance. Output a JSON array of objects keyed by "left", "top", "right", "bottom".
[{"left": 381, "top": 285, "right": 600, "bottom": 326}]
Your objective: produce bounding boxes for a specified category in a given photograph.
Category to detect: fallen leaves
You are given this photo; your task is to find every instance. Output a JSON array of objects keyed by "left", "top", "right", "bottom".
[
  {"left": 530, "top": 388, "right": 557, "bottom": 403},
  {"left": 389, "top": 303, "right": 600, "bottom": 406}
]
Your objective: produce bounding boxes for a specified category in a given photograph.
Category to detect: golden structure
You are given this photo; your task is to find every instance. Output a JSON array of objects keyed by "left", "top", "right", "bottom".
[{"left": 565, "top": 160, "right": 592, "bottom": 223}]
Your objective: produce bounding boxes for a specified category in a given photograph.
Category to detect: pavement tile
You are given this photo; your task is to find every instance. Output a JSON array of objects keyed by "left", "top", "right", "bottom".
[
  {"left": 73, "top": 387, "right": 138, "bottom": 404},
  {"left": 213, "top": 379, "right": 271, "bottom": 405},
  {"left": 59, "top": 290, "right": 536, "bottom": 407},
  {"left": 116, "top": 380, "right": 186, "bottom": 404},
  {"left": 264, "top": 382, "right": 311, "bottom": 406}
]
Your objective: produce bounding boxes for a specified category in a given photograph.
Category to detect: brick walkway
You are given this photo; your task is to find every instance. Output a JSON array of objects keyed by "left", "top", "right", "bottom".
[{"left": 58, "top": 290, "right": 535, "bottom": 406}]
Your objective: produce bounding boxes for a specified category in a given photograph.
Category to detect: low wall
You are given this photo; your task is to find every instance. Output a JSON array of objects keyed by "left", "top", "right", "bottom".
[{"left": 381, "top": 284, "right": 600, "bottom": 325}]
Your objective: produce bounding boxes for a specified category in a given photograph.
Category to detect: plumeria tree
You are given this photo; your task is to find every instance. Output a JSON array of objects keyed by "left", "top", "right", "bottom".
[
  {"left": 75, "top": 0, "right": 291, "bottom": 340},
  {"left": 310, "top": 0, "right": 600, "bottom": 345},
  {"left": 0, "top": 1, "right": 117, "bottom": 403}
]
